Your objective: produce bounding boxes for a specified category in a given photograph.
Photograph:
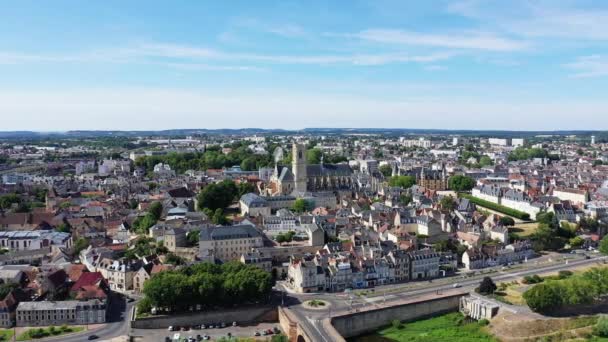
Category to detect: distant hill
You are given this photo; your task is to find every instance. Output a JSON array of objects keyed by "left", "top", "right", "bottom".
[{"left": 0, "top": 128, "right": 604, "bottom": 139}]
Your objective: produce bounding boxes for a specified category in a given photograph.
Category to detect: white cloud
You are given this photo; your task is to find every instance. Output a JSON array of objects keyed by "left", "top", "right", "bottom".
[
  {"left": 564, "top": 55, "right": 608, "bottom": 78},
  {"left": 447, "top": 0, "right": 608, "bottom": 41},
  {"left": 355, "top": 29, "right": 528, "bottom": 51},
  {"left": 424, "top": 65, "right": 447, "bottom": 71},
  {"left": 0, "top": 42, "right": 454, "bottom": 68}
]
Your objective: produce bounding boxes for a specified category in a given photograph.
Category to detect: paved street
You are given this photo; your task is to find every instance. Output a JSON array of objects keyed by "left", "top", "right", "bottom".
[{"left": 131, "top": 322, "right": 281, "bottom": 342}]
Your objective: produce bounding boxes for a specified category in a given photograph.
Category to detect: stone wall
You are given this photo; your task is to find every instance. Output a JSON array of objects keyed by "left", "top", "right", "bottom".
[
  {"left": 131, "top": 305, "right": 277, "bottom": 329},
  {"left": 331, "top": 293, "right": 465, "bottom": 338}
]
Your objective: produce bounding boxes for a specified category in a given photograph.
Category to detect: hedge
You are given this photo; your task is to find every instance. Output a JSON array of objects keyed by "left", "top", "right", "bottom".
[{"left": 460, "top": 194, "right": 531, "bottom": 220}]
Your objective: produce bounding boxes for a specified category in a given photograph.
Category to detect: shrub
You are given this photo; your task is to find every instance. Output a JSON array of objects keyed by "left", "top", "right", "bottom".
[
  {"left": 478, "top": 319, "right": 490, "bottom": 326},
  {"left": 392, "top": 319, "right": 402, "bottom": 329},
  {"left": 478, "top": 277, "right": 497, "bottom": 295},
  {"left": 523, "top": 275, "right": 543, "bottom": 284},
  {"left": 558, "top": 270, "right": 573, "bottom": 279},
  {"left": 459, "top": 194, "right": 530, "bottom": 220},
  {"left": 595, "top": 315, "right": 608, "bottom": 337}
]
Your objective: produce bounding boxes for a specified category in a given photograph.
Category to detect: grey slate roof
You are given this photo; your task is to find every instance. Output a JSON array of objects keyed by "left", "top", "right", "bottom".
[{"left": 199, "top": 224, "right": 262, "bottom": 241}]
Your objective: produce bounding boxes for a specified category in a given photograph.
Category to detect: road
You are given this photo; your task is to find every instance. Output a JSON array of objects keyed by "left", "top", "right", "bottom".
[
  {"left": 43, "top": 295, "right": 134, "bottom": 342},
  {"left": 286, "top": 255, "right": 608, "bottom": 341}
]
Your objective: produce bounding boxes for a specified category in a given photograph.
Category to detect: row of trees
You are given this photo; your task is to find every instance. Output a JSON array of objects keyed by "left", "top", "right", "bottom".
[
  {"left": 139, "top": 262, "right": 273, "bottom": 313},
  {"left": 135, "top": 143, "right": 274, "bottom": 174},
  {"left": 523, "top": 267, "right": 608, "bottom": 313},
  {"left": 507, "top": 147, "right": 552, "bottom": 161},
  {"left": 459, "top": 194, "right": 530, "bottom": 220}
]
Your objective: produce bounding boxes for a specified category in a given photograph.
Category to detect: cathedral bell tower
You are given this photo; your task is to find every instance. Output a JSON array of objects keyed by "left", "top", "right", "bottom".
[{"left": 292, "top": 143, "right": 308, "bottom": 194}]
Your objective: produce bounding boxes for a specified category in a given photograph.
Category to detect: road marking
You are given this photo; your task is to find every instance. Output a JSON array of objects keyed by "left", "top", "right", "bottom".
[{"left": 305, "top": 316, "right": 330, "bottom": 342}]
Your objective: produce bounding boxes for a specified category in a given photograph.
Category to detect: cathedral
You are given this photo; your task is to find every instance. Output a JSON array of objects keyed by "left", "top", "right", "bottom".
[{"left": 268, "top": 143, "right": 355, "bottom": 196}]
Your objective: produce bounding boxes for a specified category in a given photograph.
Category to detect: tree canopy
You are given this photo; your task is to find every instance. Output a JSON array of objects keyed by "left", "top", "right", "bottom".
[
  {"left": 448, "top": 175, "right": 476, "bottom": 192},
  {"left": 508, "top": 147, "right": 549, "bottom": 161},
  {"left": 141, "top": 261, "right": 272, "bottom": 313},
  {"left": 292, "top": 198, "right": 314, "bottom": 213},
  {"left": 197, "top": 180, "right": 238, "bottom": 211},
  {"left": 388, "top": 175, "right": 416, "bottom": 189},
  {"left": 379, "top": 164, "right": 393, "bottom": 177},
  {"left": 478, "top": 277, "right": 497, "bottom": 295},
  {"left": 523, "top": 267, "right": 608, "bottom": 313},
  {"left": 440, "top": 196, "right": 457, "bottom": 211},
  {"left": 135, "top": 143, "right": 273, "bottom": 173}
]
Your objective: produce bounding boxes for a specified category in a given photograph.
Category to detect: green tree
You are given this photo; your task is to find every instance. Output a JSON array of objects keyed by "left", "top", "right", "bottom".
[
  {"left": 440, "top": 196, "right": 456, "bottom": 211},
  {"left": 599, "top": 235, "right": 608, "bottom": 255},
  {"left": 479, "top": 155, "right": 494, "bottom": 167},
  {"left": 499, "top": 216, "right": 515, "bottom": 226},
  {"left": 569, "top": 236, "right": 585, "bottom": 249},
  {"left": 292, "top": 198, "right": 312, "bottom": 213},
  {"left": 0, "top": 193, "right": 21, "bottom": 210},
  {"left": 240, "top": 157, "right": 257, "bottom": 171},
  {"left": 197, "top": 180, "right": 238, "bottom": 211},
  {"left": 148, "top": 202, "right": 163, "bottom": 221},
  {"left": 211, "top": 208, "right": 228, "bottom": 225},
  {"left": 72, "top": 237, "right": 89, "bottom": 255},
  {"left": 55, "top": 223, "right": 71, "bottom": 233},
  {"left": 379, "top": 164, "right": 393, "bottom": 177},
  {"left": 478, "top": 277, "right": 497, "bottom": 295},
  {"left": 594, "top": 315, "right": 608, "bottom": 337},
  {"left": 276, "top": 234, "right": 287, "bottom": 245},
  {"left": 306, "top": 148, "right": 323, "bottom": 164},
  {"left": 400, "top": 194, "right": 412, "bottom": 206},
  {"left": 0, "top": 283, "right": 18, "bottom": 300},
  {"left": 187, "top": 230, "right": 200, "bottom": 246},
  {"left": 448, "top": 175, "right": 476, "bottom": 191},
  {"left": 237, "top": 182, "right": 255, "bottom": 198},
  {"left": 523, "top": 283, "right": 563, "bottom": 313},
  {"left": 388, "top": 175, "right": 416, "bottom": 189}
]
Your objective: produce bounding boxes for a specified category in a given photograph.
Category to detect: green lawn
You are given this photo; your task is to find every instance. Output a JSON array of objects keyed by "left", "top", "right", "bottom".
[
  {"left": 17, "top": 326, "right": 84, "bottom": 341},
  {"left": 0, "top": 330, "right": 14, "bottom": 341},
  {"left": 354, "top": 313, "right": 497, "bottom": 342}
]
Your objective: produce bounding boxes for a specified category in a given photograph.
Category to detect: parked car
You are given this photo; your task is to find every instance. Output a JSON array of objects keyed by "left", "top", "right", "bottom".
[
  {"left": 165, "top": 337, "right": 171, "bottom": 342},
  {"left": 273, "top": 327, "right": 281, "bottom": 334},
  {"left": 232, "top": 321, "right": 237, "bottom": 327},
  {"left": 168, "top": 326, "right": 175, "bottom": 331},
  {"left": 254, "top": 331, "right": 261, "bottom": 336},
  {"left": 453, "top": 283, "right": 461, "bottom": 288},
  {"left": 88, "top": 336, "right": 98, "bottom": 340}
]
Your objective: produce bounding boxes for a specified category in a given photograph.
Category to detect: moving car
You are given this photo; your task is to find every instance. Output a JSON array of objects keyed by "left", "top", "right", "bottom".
[{"left": 88, "top": 335, "right": 98, "bottom": 340}]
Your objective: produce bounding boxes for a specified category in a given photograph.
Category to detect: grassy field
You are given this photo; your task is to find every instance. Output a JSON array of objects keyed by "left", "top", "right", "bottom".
[
  {"left": 17, "top": 326, "right": 84, "bottom": 341},
  {"left": 354, "top": 312, "right": 497, "bottom": 342},
  {"left": 509, "top": 222, "right": 538, "bottom": 237},
  {"left": 0, "top": 330, "right": 14, "bottom": 341}
]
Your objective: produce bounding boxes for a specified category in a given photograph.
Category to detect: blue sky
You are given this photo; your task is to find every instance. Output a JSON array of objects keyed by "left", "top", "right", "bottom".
[{"left": 1, "top": 0, "right": 608, "bottom": 131}]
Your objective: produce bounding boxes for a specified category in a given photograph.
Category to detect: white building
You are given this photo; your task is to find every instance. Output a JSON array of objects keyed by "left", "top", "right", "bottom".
[{"left": 16, "top": 299, "right": 106, "bottom": 326}]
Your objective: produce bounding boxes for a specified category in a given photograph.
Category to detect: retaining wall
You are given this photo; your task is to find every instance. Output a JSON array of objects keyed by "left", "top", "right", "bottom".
[
  {"left": 131, "top": 305, "right": 277, "bottom": 329},
  {"left": 331, "top": 293, "right": 465, "bottom": 338}
]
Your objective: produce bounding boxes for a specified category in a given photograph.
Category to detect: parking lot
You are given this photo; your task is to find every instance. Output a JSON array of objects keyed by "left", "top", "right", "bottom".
[{"left": 133, "top": 322, "right": 282, "bottom": 341}]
